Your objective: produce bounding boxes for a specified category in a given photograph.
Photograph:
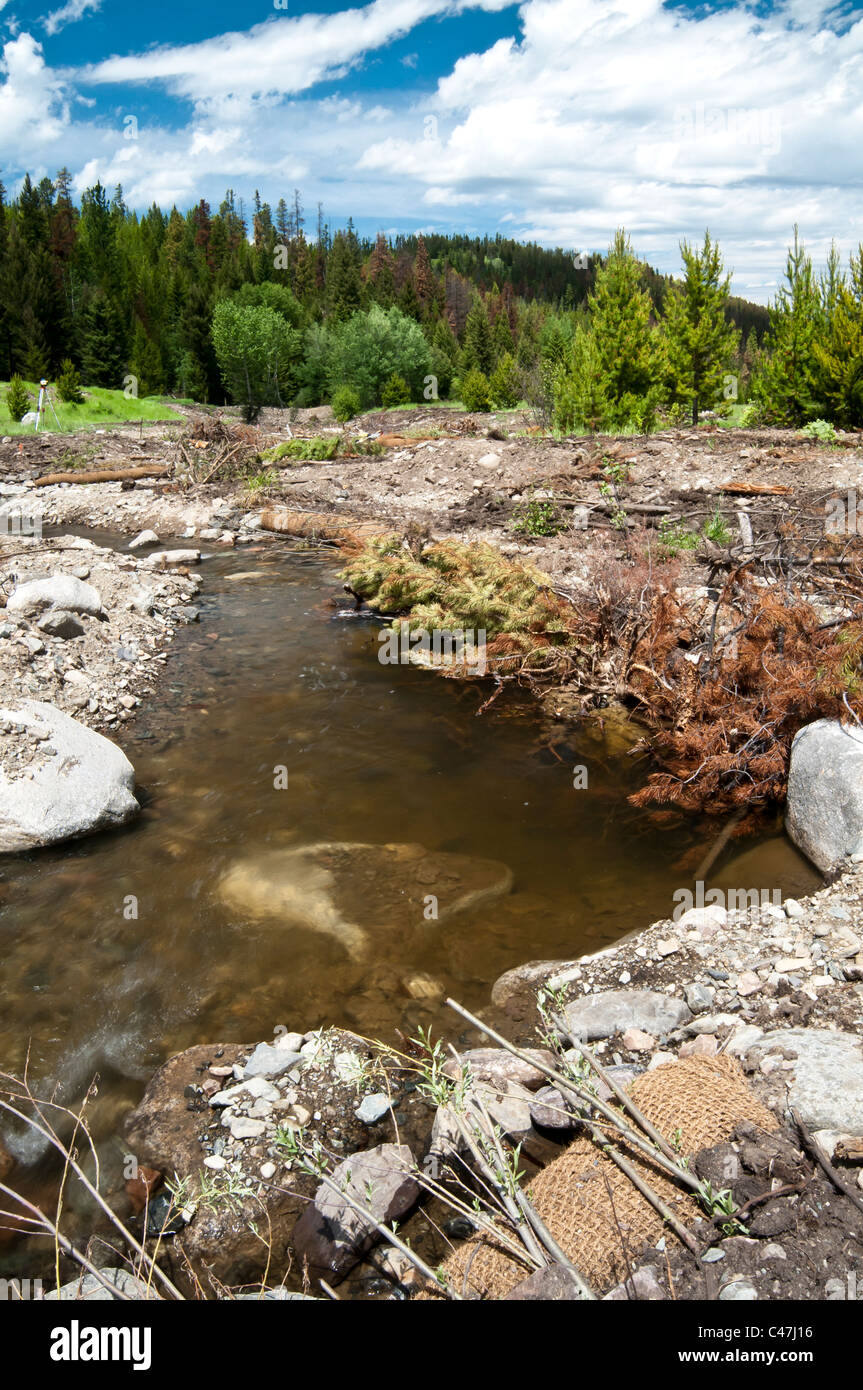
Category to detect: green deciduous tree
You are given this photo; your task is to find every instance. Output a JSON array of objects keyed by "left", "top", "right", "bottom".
[
  {"left": 326, "top": 305, "right": 431, "bottom": 407},
  {"left": 211, "top": 299, "right": 303, "bottom": 417}
]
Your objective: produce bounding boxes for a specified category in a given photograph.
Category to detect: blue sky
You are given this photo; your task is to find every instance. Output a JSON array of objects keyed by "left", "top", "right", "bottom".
[{"left": 2, "top": 0, "right": 862, "bottom": 300}]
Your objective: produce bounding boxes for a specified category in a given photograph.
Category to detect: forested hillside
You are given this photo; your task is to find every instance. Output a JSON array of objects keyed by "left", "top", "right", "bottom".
[{"left": 4, "top": 171, "right": 860, "bottom": 434}]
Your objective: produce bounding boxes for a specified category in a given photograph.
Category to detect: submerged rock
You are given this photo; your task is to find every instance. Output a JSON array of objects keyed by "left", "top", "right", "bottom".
[
  {"left": 0, "top": 700, "right": 139, "bottom": 852},
  {"left": 218, "top": 841, "right": 513, "bottom": 959},
  {"left": 786, "top": 718, "right": 863, "bottom": 873}
]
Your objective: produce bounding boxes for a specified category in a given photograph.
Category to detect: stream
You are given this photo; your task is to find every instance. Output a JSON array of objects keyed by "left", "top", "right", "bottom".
[{"left": 0, "top": 532, "right": 820, "bottom": 1257}]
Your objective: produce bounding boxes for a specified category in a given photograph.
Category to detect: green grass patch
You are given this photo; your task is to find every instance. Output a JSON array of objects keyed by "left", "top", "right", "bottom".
[
  {"left": 0, "top": 379, "right": 187, "bottom": 435},
  {"left": 264, "top": 435, "right": 340, "bottom": 462}
]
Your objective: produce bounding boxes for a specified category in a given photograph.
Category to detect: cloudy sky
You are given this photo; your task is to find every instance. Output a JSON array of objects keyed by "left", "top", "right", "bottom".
[{"left": 0, "top": 0, "right": 861, "bottom": 300}]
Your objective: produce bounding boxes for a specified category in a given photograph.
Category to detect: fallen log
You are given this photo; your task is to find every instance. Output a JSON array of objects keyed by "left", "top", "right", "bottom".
[
  {"left": 259, "top": 506, "right": 392, "bottom": 545},
  {"left": 375, "top": 433, "right": 447, "bottom": 448},
  {"left": 33, "top": 465, "right": 170, "bottom": 487},
  {"left": 720, "top": 481, "right": 793, "bottom": 496}
]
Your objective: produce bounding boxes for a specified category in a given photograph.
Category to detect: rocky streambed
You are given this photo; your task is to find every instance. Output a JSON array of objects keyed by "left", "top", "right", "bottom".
[{"left": 1, "top": 422, "right": 862, "bottom": 1302}]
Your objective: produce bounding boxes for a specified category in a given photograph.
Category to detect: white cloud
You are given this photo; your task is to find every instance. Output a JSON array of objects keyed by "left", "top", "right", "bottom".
[
  {"left": 0, "top": 32, "right": 69, "bottom": 153},
  {"left": 2, "top": 1, "right": 862, "bottom": 300},
  {"left": 43, "top": 0, "right": 100, "bottom": 37},
  {"left": 357, "top": 0, "right": 863, "bottom": 298},
  {"left": 79, "top": 0, "right": 513, "bottom": 101}
]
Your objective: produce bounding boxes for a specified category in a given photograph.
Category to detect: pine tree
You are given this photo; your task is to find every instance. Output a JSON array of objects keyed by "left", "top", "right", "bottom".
[
  {"left": 489, "top": 352, "right": 520, "bottom": 408},
  {"left": 57, "top": 357, "right": 84, "bottom": 404},
  {"left": 129, "top": 318, "right": 164, "bottom": 396},
  {"left": 367, "top": 234, "right": 396, "bottom": 306},
  {"left": 398, "top": 274, "right": 422, "bottom": 321},
  {"left": 663, "top": 231, "right": 737, "bottom": 424},
  {"left": 739, "top": 327, "right": 759, "bottom": 402},
  {"left": 6, "top": 374, "right": 30, "bottom": 422},
  {"left": 326, "top": 224, "right": 362, "bottom": 320},
  {"left": 461, "top": 297, "right": 493, "bottom": 374},
  {"left": 588, "top": 228, "right": 658, "bottom": 424},
  {"left": 413, "top": 235, "right": 439, "bottom": 317},
  {"left": 50, "top": 168, "right": 78, "bottom": 315},
  {"left": 491, "top": 311, "right": 514, "bottom": 363},
  {"left": 553, "top": 325, "right": 608, "bottom": 433},
  {"left": 81, "top": 294, "right": 127, "bottom": 388},
  {"left": 753, "top": 227, "right": 821, "bottom": 425},
  {"left": 812, "top": 244, "right": 863, "bottom": 427}
]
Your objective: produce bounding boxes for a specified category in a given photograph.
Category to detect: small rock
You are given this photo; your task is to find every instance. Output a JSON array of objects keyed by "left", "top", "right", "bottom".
[
  {"left": 680, "top": 1034, "right": 718, "bottom": 1059},
  {"left": 736, "top": 971, "right": 763, "bottom": 997},
  {"left": 129, "top": 529, "right": 159, "bottom": 550},
  {"left": 6, "top": 574, "right": 103, "bottom": 619},
  {"left": 506, "top": 1264, "right": 591, "bottom": 1300},
  {"left": 684, "top": 981, "right": 715, "bottom": 1014},
  {"left": 37, "top": 610, "right": 85, "bottom": 640},
  {"left": 291, "top": 1143, "right": 419, "bottom": 1284},
  {"left": 43, "top": 1268, "right": 159, "bottom": 1301},
  {"left": 444, "top": 1047, "right": 555, "bottom": 1092},
  {"left": 718, "top": 1279, "right": 758, "bottom": 1301},
  {"left": 621, "top": 1028, "right": 655, "bottom": 1052},
  {"left": 243, "top": 1042, "right": 302, "bottom": 1079},
  {"left": 229, "top": 1116, "right": 266, "bottom": 1141},
  {"left": 529, "top": 1086, "right": 574, "bottom": 1129},
  {"left": 726, "top": 1024, "right": 764, "bottom": 1056},
  {"left": 676, "top": 905, "right": 727, "bottom": 933},
  {"left": 355, "top": 1093, "right": 391, "bottom": 1125},
  {"left": 603, "top": 1264, "right": 666, "bottom": 1300},
  {"left": 146, "top": 549, "right": 201, "bottom": 568},
  {"left": 656, "top": 939, "right": 680, "bottom": 957}
]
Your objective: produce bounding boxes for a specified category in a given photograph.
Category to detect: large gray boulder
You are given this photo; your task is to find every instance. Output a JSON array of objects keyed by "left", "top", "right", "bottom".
[
  {"left": 0, "top": 701, "right": 139, "bottom": 852},
  {"left": 5, "top": 573, "right": 103, "bottom": 619},
  {"left": 747, "top": 1028, "right": 863, "bottom": 1134},
  {"left": 563, "top": 989, "right": 691, "bottom": 1041},
  {"left": 785, "top": 719, "right": 863, "bottom": 873}
]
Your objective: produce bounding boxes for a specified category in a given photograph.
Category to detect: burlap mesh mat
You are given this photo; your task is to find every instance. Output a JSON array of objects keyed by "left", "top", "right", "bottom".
[{"left": 420, "top": 1054, "right": 776, "bottom": 1299}]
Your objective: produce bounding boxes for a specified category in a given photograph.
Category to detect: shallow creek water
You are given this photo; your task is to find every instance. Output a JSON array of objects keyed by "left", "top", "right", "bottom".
[{"left": 0, "top": 534, "right": 819, "bottom": 1187}]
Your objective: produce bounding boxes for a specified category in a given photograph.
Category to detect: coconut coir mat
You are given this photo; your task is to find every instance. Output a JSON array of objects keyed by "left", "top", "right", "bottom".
[{"left": 420, "top": 1054, "right": 776, "bottom": 1299}]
